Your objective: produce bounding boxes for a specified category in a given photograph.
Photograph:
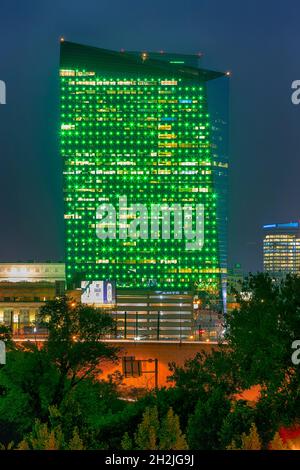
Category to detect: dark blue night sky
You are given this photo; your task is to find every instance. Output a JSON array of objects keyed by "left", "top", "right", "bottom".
[{"left": 0, "top": 0, "right": 300, "bottom": 272}]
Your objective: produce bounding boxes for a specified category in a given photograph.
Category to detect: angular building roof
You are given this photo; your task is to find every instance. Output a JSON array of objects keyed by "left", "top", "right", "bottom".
[{"left": 60, "top": 41, "right": 225, "bottom": 82}]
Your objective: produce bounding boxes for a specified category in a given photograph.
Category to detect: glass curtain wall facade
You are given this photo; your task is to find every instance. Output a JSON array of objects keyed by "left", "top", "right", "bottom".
[{"left": 60, "top": 41, "right": 225, "bottom": 298}]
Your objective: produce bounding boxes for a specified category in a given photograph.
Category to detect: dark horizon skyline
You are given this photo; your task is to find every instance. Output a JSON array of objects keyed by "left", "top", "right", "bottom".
[{"left": 0, "top": 0, "right": 300, "bottom": 273}]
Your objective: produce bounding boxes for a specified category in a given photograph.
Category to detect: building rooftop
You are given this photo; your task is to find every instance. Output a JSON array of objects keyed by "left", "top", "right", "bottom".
[
  {"left": 0, "top": 262, "right": 65, "bottom": 283},
  {"left": 263, "top": 222, "right": 300, "bottom": 230},
  {"left": 60, "top": 41, "right": 225, "bottom": 82}
]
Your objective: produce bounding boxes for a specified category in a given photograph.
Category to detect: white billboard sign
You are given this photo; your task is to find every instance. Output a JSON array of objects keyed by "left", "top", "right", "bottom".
[{"left": 81, "top": 281, "right": 115, "bottom": 305}]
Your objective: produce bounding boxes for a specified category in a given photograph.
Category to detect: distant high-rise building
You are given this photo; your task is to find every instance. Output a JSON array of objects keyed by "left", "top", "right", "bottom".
[
  {"left": 226, "top": 263, "right": 244, "bottom": 312},
  {"left": 263, "top": 222, "right": 300, "bottom": 277},
  {"left": 60, "top": 41, "right": 227, "bottom": 301}
]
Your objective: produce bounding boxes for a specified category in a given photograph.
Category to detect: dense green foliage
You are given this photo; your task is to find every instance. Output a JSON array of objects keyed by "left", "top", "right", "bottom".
[{"left": 0, "top": 274, "right": 300, "bottom": 449}]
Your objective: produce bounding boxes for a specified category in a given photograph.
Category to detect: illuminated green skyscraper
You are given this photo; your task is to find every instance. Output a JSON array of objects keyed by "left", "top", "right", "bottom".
[{"left": 60, "top": 41, "right": 226, "bottom": 294}]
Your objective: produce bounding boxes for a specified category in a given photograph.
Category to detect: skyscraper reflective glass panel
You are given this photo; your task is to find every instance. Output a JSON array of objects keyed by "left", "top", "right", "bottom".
[{"left": 60, "top": 41, "right": 226, "bottom": 295}]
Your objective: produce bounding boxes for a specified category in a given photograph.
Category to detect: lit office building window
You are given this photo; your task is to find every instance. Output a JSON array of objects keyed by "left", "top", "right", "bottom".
[
  {"left": 263, "top": 222, "right": 300, "bottom": 277},
  {"left": 60, "top": 41, "right": 226, "bottom": 299}
]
